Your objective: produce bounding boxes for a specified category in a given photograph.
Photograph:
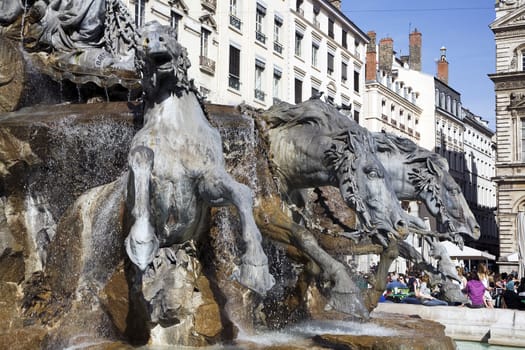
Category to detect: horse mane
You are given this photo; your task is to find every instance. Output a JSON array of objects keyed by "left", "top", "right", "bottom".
[
  {"left": 136, "top": 21, "right": 195, "bottom": 95},
  {"left": 261, "top": 96, "right": 360, "bottom": 134},
  {"left": 372, "top": 132, "right": 449, "bottom": 171}
]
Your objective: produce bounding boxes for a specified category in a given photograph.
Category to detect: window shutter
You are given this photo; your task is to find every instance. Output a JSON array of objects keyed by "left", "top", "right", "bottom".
[
  {"left": 327, "top": 53, "right": 334, "bottom": 71},
  {"left": 295, "top": 78, "right": 302, "bottom": 104},
  {"left": 229, "top": 46, "right": 240, "bottom": 77}
]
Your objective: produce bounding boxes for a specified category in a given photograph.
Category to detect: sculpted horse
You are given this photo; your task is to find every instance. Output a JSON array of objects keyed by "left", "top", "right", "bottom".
[
  {"left": 372, "top": 132, "right": 480, "bottom": 241},
  {"left": 261, "top": 98, "right": 428, "bottom": 240},
  {"left": 258, "top": 97, "right": 480, "bottom": 305},
  {"left": 124, "top": 21, "right": 274, "bottom": 295},
  {"left": 254, "top": 98, "right": 430, "bottom": 316}
]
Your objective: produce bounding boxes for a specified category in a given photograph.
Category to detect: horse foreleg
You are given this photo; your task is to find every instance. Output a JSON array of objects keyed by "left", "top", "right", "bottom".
[
  {"left": 125, "top": 146, "right": 159, "bottom": 271},
  {"left": 199, "top": 170, "right": 275, "bottom": 295},
  {"left": 255, "top": 196, "right": 369, "bottom": 319}
]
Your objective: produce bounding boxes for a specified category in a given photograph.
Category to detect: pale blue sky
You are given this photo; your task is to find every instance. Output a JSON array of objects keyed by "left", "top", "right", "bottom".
[{"left": 341, "top": 1, "right": 496, "bottom": 129}]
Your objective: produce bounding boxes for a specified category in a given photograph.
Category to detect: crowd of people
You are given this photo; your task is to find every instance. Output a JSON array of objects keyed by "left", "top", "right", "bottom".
[{"left": 380, "top": 263, "right": 525, "bottom": 310}]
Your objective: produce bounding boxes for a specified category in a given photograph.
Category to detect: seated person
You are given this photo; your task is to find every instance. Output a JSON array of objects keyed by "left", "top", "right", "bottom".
[
  {"left": 462, "top": 272, "right": 486, "bottom": 308},
  {"left": 416, "top": 274, "right": 448, "bottom": 306},
  {"left": 502, "top": 283, "right": 525, "bottom": 310},
  {"left": 386, "top": 273, "right": 408, "bottom": 291}
]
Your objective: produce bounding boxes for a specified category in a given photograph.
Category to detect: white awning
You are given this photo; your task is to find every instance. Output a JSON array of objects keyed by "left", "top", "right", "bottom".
[
  {"left": 500, "top": 252, "right": 519, "bottom": 262},
  {"left": 441, "top": 241, "right": 496, "bottom": 261}
]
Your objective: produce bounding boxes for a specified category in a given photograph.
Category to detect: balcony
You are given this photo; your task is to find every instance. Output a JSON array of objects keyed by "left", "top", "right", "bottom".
[
  {"left": 255, "top": 31, "right": 266, "bottom": 45},
  {"left": 274, "top": 41, "right": 283, "bottom": 54},
  {"left": 229, "top": 14, "right": 241, "bottom": 30},
  {"left": 228, "top": 75, "right": 240, "bottom": 90},
  {"left": 201, "top": 0, "right": 216, "bottom": 12},
  {"left": 199, "top": 55, "right": 215, "bottom": 75},
  {"left": 254, "top": 89, "right": 266, "bottom": 101}
]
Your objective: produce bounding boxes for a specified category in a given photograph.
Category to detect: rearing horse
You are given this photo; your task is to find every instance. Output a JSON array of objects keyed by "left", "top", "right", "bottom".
[{"left": 124, "top": 21, "right": 274, "bottom": 295}]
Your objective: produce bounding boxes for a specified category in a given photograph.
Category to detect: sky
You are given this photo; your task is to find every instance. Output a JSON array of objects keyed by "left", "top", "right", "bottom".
[{"left": 340, "top": 1, "right": 496, "bottom": 130}]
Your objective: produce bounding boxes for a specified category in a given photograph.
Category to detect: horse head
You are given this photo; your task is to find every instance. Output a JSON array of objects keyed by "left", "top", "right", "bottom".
[
  {"left": 136, "top": 21, "right": 192, "bottom": 99},
  {"left": 326, "top": 129, "right": 427, "bottom": 245},
  {"left": 410, "top": 154, "right": 480, "bottom": 240}
]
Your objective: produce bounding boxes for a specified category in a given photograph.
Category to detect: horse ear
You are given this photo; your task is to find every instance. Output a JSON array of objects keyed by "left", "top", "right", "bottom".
[
  {"left": 427, "top": 157, "right": 443, "bottom": 177},
  {"left": 346, "top": 131, "right": 361, "bottom": 154}
]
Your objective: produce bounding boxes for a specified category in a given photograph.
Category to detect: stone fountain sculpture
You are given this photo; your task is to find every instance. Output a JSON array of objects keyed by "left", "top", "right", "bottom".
[{"left": 0, "top": 2, "right": 474, "bottom": 349}]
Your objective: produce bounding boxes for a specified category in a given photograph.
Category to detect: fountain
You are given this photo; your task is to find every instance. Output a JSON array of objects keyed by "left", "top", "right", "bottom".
[{"left": 0, "top": 2, "right": 477, "bottom": 349}]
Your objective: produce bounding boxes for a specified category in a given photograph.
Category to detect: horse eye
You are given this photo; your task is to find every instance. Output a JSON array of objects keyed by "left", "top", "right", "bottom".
[
  {"left": 449, "top": 187, "right": 459, "bottom": 194},
  {"left": 367, "top": 170, "right": 380, "bottom": 179}
]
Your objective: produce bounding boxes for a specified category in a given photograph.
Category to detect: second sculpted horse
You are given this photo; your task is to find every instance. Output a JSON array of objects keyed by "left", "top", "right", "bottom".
[
  {"left": 124, "top": 22, "right": 274, "bottom": 296},
  {"left": 261, "top": 98, "right": 428, "bottom": 242},
  {"left": 372, "top": 132, "right": 480, "bottom": 241}
]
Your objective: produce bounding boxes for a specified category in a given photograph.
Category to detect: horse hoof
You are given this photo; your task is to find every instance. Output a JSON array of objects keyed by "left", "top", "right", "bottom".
[
  {"left": 238, "top": 263, "right": 275, "bottom": 296},
  {"left": 329, "top": 291, "right": 370, "bottom": 321}
]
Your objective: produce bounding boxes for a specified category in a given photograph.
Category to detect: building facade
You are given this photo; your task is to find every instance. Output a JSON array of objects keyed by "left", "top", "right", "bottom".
[
  {"left": 462, "top": 109, "right": 498, "bottom": 255},
  {"left": 364, "top": 30, "right": 498, "bottom": 260},
  {"left": 124, "top": 0, "right": 368, "bottom": 118},
  {"left": 490, "top": 0, "right": 525, "bottom": 273}
]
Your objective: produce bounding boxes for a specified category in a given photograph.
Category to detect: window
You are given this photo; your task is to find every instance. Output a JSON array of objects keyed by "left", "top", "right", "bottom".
[
  {"left": 229, "top": 45, "right": 240, "bottom": 90},
  {"left": 296, "top": 0, "right": 303, "bottom": 13},
  {"left": 273, "top": 68, "right": 281, "bottom": 101},
  {"left": 521, "top": 119, "right": 525, "bottom": 161},
  {"left": 354, "top": 109, "right": 360, "bottom": 123},
  {"left": 134, "top": 0, "right": 145, "bottom": 27},
  {"left": 274, "top": 16, "right": 283, "bottom": 53},
  {"left": 200, "top": 28, "right": 210, "bottom": 57},
  {"left": 327, "top": 52, "right": 334, "bottom": 75},
  {"left": 294, "top": 78, "right": 303, "bottom": 104},
  {"left": 353, "top": 70, "right": 360, "bottom": 92},
  {"left": 254, "top": 59, "right": 265, "bottom": 101},
  {"left": 342, "top": 30, "right": 347, "bottom": 48},
  {"left": 312, "top": 42, "right": 319, "bottom": 67},
  {"left": 341, "top": 62, "right": 348, "bottom": 82},
  {"left": 311, "top": 86, "right": 319, "bottom": 97},
  {"left": 171, "top": 12, "right": 182, "bottom": 40},
  {"left": 229, "top": 0, "right": 241, "bottom": 29},
  {"left": 522, "top": 50, "right": 525, "bottom": 71},
  {"left": 295, "top": 31, "right": 303, "bottom": 56},
  {"left": 328, "top": 18, "right": 334, "bottom": 38},
  {"left": 255, "top": 4, "right": 266, "bottom": 44}
]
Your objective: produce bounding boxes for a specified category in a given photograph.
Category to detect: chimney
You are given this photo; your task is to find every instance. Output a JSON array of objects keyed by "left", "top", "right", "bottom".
[
  {"left": 436, "top": 46, "right": 449, "bottom": 84},
  {"left": 378, "top": 37, "right": 393, "bottom": 73},
  {"left": 366, "top": 31, "right": 377, "bottom": 81},
  {"left": 409, "top": 29, "right": 422, "bottom": 71}
]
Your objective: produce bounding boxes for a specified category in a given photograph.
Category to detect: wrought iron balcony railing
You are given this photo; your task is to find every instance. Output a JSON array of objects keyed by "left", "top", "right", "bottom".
[
  {"left": 254, "top": 89, "right": 266, "bottom": 101},
  {"left": 228, "top": 75, "right": 240, "bottom": 90},
  {"left": 256, "top": 31, "right": 266, "bottom": 44},
  {"left": 273, "top": 41, "right": 283, "bottom": 54},
  {"left": 230, "top": 14, "right": 241, "bottom": 30}
]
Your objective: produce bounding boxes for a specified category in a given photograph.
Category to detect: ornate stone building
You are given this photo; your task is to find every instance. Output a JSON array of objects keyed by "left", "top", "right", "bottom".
[{"left": 490, "top": 0, "right": 525, "bottom": 273}]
